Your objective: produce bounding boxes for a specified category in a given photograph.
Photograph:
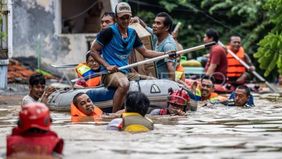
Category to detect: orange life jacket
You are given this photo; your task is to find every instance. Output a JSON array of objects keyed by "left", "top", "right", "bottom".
[
  {"left": 70, "top": 103, "right": 103, "bottom": 122},
  {"left": 6, "top": 127, "right": 64, "bottom": 156},
  {"left": 226, "top": 46, "right": 246, "bottom": 78},
  {"left": 175, "top": 64, "right": 185, "bottom": 81},
  {"left": 75, "top": 63, "right": 101, "bottom": 87}
]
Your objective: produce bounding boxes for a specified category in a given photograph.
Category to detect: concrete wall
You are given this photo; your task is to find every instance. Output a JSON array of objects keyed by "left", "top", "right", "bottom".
[{"left": 12, "top": 0, "right": 112, "bottom": 65}]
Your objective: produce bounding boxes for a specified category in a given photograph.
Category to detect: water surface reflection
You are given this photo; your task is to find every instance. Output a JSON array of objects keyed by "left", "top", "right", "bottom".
[{"left": 0, "top": 94, "right": 282, "bottom": 159}]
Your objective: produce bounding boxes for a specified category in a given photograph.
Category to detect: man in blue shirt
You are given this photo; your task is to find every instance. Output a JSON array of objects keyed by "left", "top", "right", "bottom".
[
  {"left": 90, "top": 2, "right": 171, "bottom": 113},
  {"left": 227, "top": 85, "right": 255, "bottom": 108},
  {"left": 149, "top": 12, "right": 177, "bottom": 80}
]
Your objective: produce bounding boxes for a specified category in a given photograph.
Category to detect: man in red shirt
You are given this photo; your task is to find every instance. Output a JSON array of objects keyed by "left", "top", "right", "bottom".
[{"left": 204, "top": 29, "right": 227, "bottom": 84}]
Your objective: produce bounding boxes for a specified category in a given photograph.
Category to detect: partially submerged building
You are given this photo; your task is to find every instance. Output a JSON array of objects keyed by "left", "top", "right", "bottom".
[
  {"left": 0, "top": 0, "right": 119, "bottom": 89},
  {"left": 9, "top": 0, "right": 118, "bottom": 64}
]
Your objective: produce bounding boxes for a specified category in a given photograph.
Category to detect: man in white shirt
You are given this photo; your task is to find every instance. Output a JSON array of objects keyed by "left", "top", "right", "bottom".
[{"left": 22, "top": 74, "right": 55, "bottom": 106}]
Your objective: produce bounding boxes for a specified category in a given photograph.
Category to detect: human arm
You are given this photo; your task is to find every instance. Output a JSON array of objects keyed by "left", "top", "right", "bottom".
[
  {"left": 40, "top": 86, "right": 56, "bottom": 104},
  {"left": 134, "top": 45, "right": 163, "bottom": 58},
  {"left": 206, "top": 47, "right": 223, "bottom": 76},
  {"left": 130, "top": 16, "right": 147, "bottom": 28},
  {"left": 90, "top": 28, "right": 118, "bottom": 72},
  {"left": 206, "top": 64, "right": 217, "bottom": 76},
  {"left": 244, "top": 54, "right": 255, "bottom": 71}
]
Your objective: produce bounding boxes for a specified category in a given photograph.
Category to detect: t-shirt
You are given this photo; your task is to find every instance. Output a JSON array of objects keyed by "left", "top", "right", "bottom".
[
  {"left": 205, "top": 45, "right": 227, "bottom": 82},
  {"left": 22, "top": 95, "right": 36, "bottom": 106},
  {"left": 96, "top": 24, "right": 143, "bottom": 73},
  {"left": 146, "top": 27, "right": 177, "bottom": 79}
]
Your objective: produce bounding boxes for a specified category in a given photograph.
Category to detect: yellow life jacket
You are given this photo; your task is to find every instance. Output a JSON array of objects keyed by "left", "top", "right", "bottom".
[
  {"left": 122, "top": 112, "right": 154, "bottom": 133},
  {"left": 175, "top": 64, "right": 184, "bottom": 81}
]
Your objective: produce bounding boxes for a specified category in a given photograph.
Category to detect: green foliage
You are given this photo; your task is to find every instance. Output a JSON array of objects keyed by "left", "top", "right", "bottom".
[
  {"left": 135, "top": 11, "right": 155, "bottom": 27},
  {"left": 129, "top": 0, "right": 281, "bottom": 78},
  {"left": 254, "top": 0, "right": 282, "bottom": 76}
]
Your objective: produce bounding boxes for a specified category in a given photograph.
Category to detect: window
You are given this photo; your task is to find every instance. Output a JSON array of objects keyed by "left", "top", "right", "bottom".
[{"left": 59, "top": 0, "right": 112, "bottom": 34}]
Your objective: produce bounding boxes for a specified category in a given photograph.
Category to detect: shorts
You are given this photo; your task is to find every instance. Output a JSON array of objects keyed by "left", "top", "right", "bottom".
[{"left": 102, "top": 72, "right": 151, "bottom": 88}]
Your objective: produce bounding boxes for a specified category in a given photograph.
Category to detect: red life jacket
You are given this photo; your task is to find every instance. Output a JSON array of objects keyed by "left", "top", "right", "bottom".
[
  {"left": 6, "top": 127, "right": 64, "bottom": 157},
  {"left": 226, "top": 45, "right": 246, "bottom": 78}
]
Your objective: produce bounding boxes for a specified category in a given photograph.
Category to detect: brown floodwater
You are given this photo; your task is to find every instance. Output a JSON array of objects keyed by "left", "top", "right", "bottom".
[{"left": 0, "top": 93, "right": 282, "bottom": 159}]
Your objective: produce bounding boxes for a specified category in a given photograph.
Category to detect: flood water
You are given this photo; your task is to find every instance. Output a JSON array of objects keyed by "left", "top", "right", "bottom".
[{"left": 0, "top": 93, "right": 282, "bottom": 159}]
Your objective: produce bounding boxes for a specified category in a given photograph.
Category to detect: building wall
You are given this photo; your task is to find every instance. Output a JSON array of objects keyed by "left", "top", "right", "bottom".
[{"left": 12, "top": 0, "right": 112, "bottom": 65}]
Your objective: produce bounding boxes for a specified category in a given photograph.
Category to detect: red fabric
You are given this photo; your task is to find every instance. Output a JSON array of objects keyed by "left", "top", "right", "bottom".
[
  {"left": 7, "top": 127, "right": 64, "bottom": 156},
  {"left": 159, "top": 109, "right": 168, "bottom": 115},
  {"left": 75, "top": 79, "right": 88, "bottom": 87},
  {"left": 205, "top": 45, "right": 227, "bottom": 81}
]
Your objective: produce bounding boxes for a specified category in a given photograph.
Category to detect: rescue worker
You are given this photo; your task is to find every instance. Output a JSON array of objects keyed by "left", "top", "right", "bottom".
[
  {"left": 150, "top": 88, "right": 192, "bottom": 116},
  {"left": 204, "top": 29, "right": 227, "bottom": 84},
  {"left": 6, "top": 103, "right": 64, "bottom": 157},
  {"left": 74, "top": 52, "right": 102, "bottom": 88},
  {"left": 189, "top": 75, "right": 227, "bottom": 107},
  {"left": 90, "top": 2, "right": 176, "bottom": 113},
  {"left": 226, "top": 36, "right": 255, "bottom": 86},
  {"left": 22, "top": 74, "right": 56, "bottom": 106},
  {"left": 107, "top": 91, "right": 154, "bottom": 133},
  {"left": 71, "top": 92, "right": 103, "bottom": 122}
]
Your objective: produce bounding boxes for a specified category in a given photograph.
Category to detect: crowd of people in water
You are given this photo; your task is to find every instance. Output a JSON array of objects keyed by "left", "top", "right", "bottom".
[{"left": 7, "top": 2, "right": 257, "bottom": 158}]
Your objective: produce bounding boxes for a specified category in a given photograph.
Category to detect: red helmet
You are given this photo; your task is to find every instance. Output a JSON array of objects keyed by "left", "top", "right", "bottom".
[
  {"left": 18, "top": 103, "right": 51, "bottom": 132},
  {"left": 167, "top": 88, "right": 190, "bottom": 109}
]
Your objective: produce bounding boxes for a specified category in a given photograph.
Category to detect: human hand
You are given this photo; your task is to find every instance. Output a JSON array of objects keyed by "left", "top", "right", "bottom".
[
  {"left": 169, "top": 107, "right": 186, "bottom": 116},
  {"left": 44, "top": 86, "right": 56, "bottom": 97},
  {"left": 130, "top": 16, "right": 140, "bottom": 24},
  {"left": 106, "top": 65, "right": 118, "bottom": 73},
  {"left": 165, "top": 50, "right": 178, "bottom": 59},
  {"left": 249, "top": 66, "right": 255, "bottom": 71}
]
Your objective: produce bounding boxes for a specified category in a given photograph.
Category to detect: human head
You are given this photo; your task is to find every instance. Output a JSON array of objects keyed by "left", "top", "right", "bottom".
[
  {"left": 229, "top": 36, "right": 241, "bottom": 53},
  {"left": 100, "top": 12, "right": 115, "bottom": 30},
  {"left": 200, "top": 75, "right": 215, "bottom": 99},
  {"left": 115, "top": 2, "right": 132, "bottom": 29},
  {"left": 167, "top": 88, "right": 190, "bottom": 115},
  {"left": 125, "top": 91, "right": 150, "bottom": 116},
  {"left": 234, "top": 85, "right": 250, "bottom": 106},
  {"left": 73, "top": 93, "right": 95, "bottom": 116},
  {"left": 18, "top": 103, "right": 51, "bottom": 132},
  {"left": 29, "top": 74, "right": 46, "bottom": 100},
  {"left": 86, "top": 51, "right": 100, "bottom": 71},
  {"left": 203, "top": 28, "right": 219, "bottom": 43},
  {"left": 153, "top": 12, "right": 173, "bottom": 35}
]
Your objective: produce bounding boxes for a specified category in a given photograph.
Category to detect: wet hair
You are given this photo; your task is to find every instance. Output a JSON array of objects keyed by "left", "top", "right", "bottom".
[
  {"left": 73, "top": 92, "right": 86, "bottom": 107},
  {"left": 101, "top": 11, "right": 115, "bottom": 22},
  {"left": 236, "top": 85, "right": 251, "bottom": 97},
  {"left": 125, "top": 91, "right": 150, "bottom": 116},
  {"left": 229, "top": 35, "right": 241, "bottom": 42},
  {"left": 206, "top": 28, "right": 219, "bottom": 42},
  {"left": 200, "top": 75, "right": 215, "bottom": 85},
  {"left": 156, "top": 12, "right": 173, "bottom": 33},
  {"left": 29, "top": 73, "right": 45, "bottom": 86}
]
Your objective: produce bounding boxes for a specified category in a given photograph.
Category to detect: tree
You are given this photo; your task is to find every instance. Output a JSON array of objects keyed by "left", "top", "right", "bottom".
[
  {"left": 254, "top": 0, "right": 282, "bottom": 76},
  {"left": 129, "top": 0, "right": 279, "bottom": 79}
]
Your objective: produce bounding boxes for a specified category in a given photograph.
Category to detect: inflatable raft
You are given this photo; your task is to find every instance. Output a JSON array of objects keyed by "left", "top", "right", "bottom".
[{"left": 47, "top": 79, "right": 180, "bottom": 112}]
